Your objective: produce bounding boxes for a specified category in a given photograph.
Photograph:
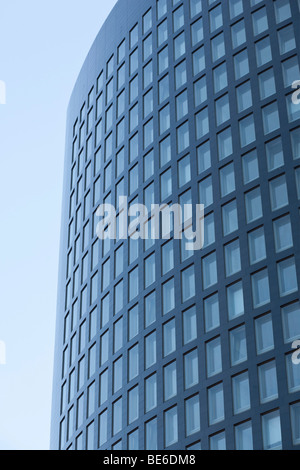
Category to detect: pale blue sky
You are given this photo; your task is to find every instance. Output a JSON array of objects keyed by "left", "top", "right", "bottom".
[{"left": 0, "top": 0, "right": 117, "bottom": 450}]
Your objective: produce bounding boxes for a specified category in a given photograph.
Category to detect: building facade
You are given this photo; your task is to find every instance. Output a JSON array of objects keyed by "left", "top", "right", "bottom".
[{"left": 51, "top": 0, "right": 300, "bottom": 450}]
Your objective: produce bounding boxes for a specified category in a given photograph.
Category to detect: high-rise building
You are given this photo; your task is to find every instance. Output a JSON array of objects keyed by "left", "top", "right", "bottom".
[{"left": 51, "top": 0, "right": 300, "bottom": 450}]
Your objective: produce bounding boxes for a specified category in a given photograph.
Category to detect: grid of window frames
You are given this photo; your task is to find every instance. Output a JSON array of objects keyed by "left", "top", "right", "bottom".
[{"left": 59, "top": 0, "right": 300, "bottom": 450}]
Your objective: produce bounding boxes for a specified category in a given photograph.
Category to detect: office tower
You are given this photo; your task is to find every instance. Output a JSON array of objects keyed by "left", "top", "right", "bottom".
[{"left": 51, "top": 0, "right": 300, "bottom": 450}]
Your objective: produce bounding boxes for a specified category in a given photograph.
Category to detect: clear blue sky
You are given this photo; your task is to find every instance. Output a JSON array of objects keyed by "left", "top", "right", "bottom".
[{"left": 0, "top": 0, "right": 117, "bottom": 450}]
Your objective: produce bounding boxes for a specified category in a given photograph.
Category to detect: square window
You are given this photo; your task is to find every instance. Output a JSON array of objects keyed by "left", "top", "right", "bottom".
[
  {"left": 231, "top": 20, "right": 246, "bottom": 49},
  {"left": 197, "top": 140, "right": 211, "bottom": 174},
  {"left": 222, "top": 200, "right": 238, "bottom": 236},
  {"left": 274, "top": 0, "right": 292, "bottom": 23},
  {"left": 242, "top": 150, "right": 259, "bottom": 184},
  {"left": 220, "top": 163, "right": 236, "bottom": 197},
  {"left": 252, "top": 7, "right": 268, "bottom": 36},
  {"left": 211, "top": 33, "right": 225, "bottom": 62},
  {"left": 234, "top": 49, "right": 249, "bottom": 80},
  {"left": 214, "top": 62, "right": 228, "bottom": 93},
  {"left": 210, "top": 432, "right": 226, "bottom": 450},
  {"left": 218, "top": 127, "right": 233, "bottom": 161}
]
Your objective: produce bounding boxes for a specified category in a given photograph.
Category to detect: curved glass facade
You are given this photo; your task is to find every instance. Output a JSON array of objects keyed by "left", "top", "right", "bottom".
[{"left": 51, "top": 0, "right": 300, "bottom": 450}]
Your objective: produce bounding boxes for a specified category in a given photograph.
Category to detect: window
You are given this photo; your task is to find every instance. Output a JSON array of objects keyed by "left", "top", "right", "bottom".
[
  {"left": 113, "top": 357, "right": 123, "bottom": 393},
  {"left": 248, "top": 227, "right": 266, "bottom": 265},
  {"left": 174, "top": 32, "right": 186, "bottom": 61},
  {"left": 225, "top": 239, "right": 241, "bottom": 277},
  {"left": 129, "top": 267, "right": 139, "bottom": 301},
  {"left": 143, "top": 9, "right": 152, "bottom": 34},
  {"left": 216, "top": 94, "right": 230, "bottom": 126},
  {"left": 184, "top": 349, "right": 199, "bottom": 389},
  {"left": 191, "top": 18, "right": 203, "bottom": 46},
  {"left": 159, "top": 75, "right": 170, "bottom": 104},
  {"left": 291, "top": 403, "right": 300, "bottom": 445},
  {"left": 239, "top": 114, "right": 256, "bottom": 147},
  {"left": 259, "top": 361, "right": 278, "bottom": 404},
  {"left": 146, "top": 418, "right": 157, "bottom": 450},
  {"left": 291, "top": 128, "right": 300, "bottom": 160},
  {"left": 176, "top": 90, "right": 188, "bottom": 120},
  {"left": 130, "top": 24, "right": 138, "bottom": 49},
  {"left": 158, "top": 20, "right": 168, "bottom": 47},
  {"left": 175, "top": 60, "right": 187, "bottom": 89},
  {"left": 163, "top": 319, "right": 176, "bottom": 357},
  {"left": 181, "top": 265, "right": 196, "bottom": 303},
  {"left": 206, "top": 337, "right": 222, "bottom": 378},
  {"left": 197, "top": 140, "right": 211, "bottom": 174},
  {"left": 178, "top": 154, "right": 191, "bottom": 187},
  {"left": 173, "top": 5, "right": 184, "bottom": 32},
  {"left": 204, "top": 294, "right": 220, "bottom": 332},
  {"left": 177, "top": 122, "right": 190, "bottom": 154},
  {"left": 286, "top": 354, "right": 300, "bottom": 393},
  {"left": 210, "top": 432, "right": 226, "bottom": 450},
  {"left": 145, "top": 332, "right": 156, "bottom": 369},
  {"left": 262, "top": 102, "right": 280, "bottom": 135},
  {"left": 128, "top": 386, "right": 139, "bottom": 425},
  {"left": 183, "top": 306, "right": 197, "bottom": 344},
  {"left": 113, "top": 398, "right": 122, "bottom": 436},
  {"left": 274, "top": 0, "right": 292, "bottom": 23},
  {"left": 230, "top": 325, "right": 247, "bottom": 366},
  {"left": 210, "top": 4, "right": 223, "bottom": 32},
  {"left": 186, "top": 395, "right": 200, "bottom": 437},
  {"left": 163, "top": 278, "right": 175, "bottom": 315},
  {"left": 231, "top": 19, "right": 246, "bottom": 49},
  {"left": 296, "top": 168, "right": 300, "bottom": 199},
  {"left": 256, "top": 37, "right": 272, "bottom": 67},
  {"left": 278, "top": 24, "right": 296, "bottom": 55},
  {"left": 165, "top": 407, "right": 178, "bottom": 447},
  {"left": 235, "top": 421, "right": 253, "bottom": 450},
  {"left": 164, "top": 361, "right": 177, "bottom": 401},
  {"left": 236, "top": 81, "right": 252, "bottom": 112},
  {"left": 145, "top": 374, "right": 157, "bottom": 413},
  {"left": 262, "top": 410, "right": 282, "bottom": 450},
  {"left": 255, "top": 313, "right": 274, "bottom": 355},
  {"left": 232, "top": 372, "right": 251, "bottom": 414},
  {"left": 274, "top": 215, "right": 293, "bottom": 253},
  {"left": 190, "top": 0, "right": 202, "bottom": 18},
  {"left": 252, "top": 269, "right": 270, "bottom": 308},
  {"left": 252, "top": 7, "right": 268, "bottom": 36},
  {"left": 220, "top": 163, "right": 236, "bottom": 197},
  {"left": 245, "top": 187, "right": 262, "bottom": 223},
  {"left": 277, "top": 257, "right": 298, "bottom": 297},
  {"left": 269, "top": 175, "right": 288, "bottom": 211},
  {"left": 218, "top": 127, "right": 233, "bottom": 161},
  {"left": 208, "top": 383, "right": 224, "bottom": 425},
  {"left": 199, "top": 175, "right": 213, "bottom": 208},
  {"left": 266, "top": 137, "right": 284, "bottom": 172},
  {"left": 259, "top": 68, "right": 276, "bottom": 100},
  {"left": 223, "top": 200, "right": 238, "bottom": 236},
  {"left": 159, "top": 105, "right": 170, "bottom": 135},
  {"left": 144, "top": 61, "right": 153, "bottom": 88},
  {"left": 157, "top": 0, "right": 167, "bottom": 20},
  {"left": 229, "top": 0, "right": 243, "bottom": 19},
  {"left": 282, "top": 56, "right": 300, "bottom": 88},
  {"left": 161, "top": 169, "right": 172, "bottom": 201},
  {"left": 193, "top": 46, "right": 205, "bottom": 76},
  {"left": 214, "top": 62, "right": 228, "bottom": 93},
  {"left": 128, "top": 344, "right": 139, "bottom": 381},
  {"left": 211, "top": 33, "right": 225, "bottom": 62},
  {"left": 234, "top": 49, "right": 249, "bottom": 79},
  {"left": 202, "top": 252, "right": 217, "bottom": 290},
  {"left": 282, "top": 302, "right": 300, "bottom": 343}
]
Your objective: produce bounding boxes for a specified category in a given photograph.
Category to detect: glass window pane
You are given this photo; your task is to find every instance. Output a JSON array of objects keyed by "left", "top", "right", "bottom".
[
  {"left": 262, "top": 410, "right": 282, "bottom": 450},
  {"left": 208, "top": 383, "right": 224, "bottom": 425},
  {"left": 230, "top": 325, "right": 247, "bottom": 366},
  {"left": 259, "top": 361, "right": 278, "bottom": 404},
  {"left": 232, "top": 372, "right": 251, "bottom": 414}
]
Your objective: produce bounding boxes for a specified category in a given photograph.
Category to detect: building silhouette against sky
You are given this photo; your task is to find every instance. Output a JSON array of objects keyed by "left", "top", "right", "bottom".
[{"left": 51, "top": 0, "right": 300, "bottom": 450}]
